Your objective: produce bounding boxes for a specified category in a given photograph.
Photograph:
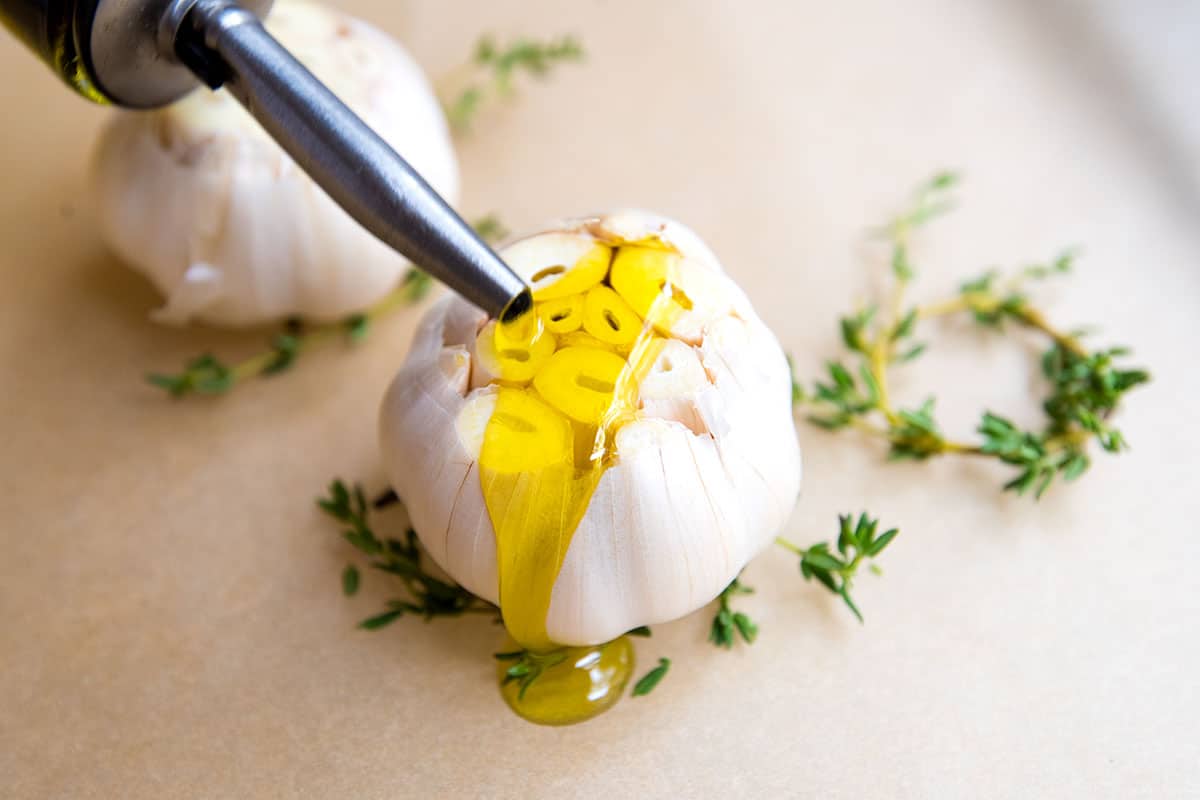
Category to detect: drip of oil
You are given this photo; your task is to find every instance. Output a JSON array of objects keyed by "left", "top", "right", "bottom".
[
  {"left": 479, "top": 238, "right": 689, "bottom": 725},
  {"left": 496, "top": 636, "right": 635, "bottom": 726}
]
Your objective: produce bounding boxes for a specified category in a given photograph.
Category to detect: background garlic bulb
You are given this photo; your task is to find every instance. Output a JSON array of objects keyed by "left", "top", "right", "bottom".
[
  {"left": 379, "top": 211, "right": 802, "bottom": 647},
  {"left": 91, "top": 0, "right": 458, "bottom": 327}
]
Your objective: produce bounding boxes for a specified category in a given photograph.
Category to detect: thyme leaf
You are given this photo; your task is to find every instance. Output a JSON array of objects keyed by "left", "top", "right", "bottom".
[
  {"left": 632, "top": 658, "right": 671, "bottom": 697},
  {"left": 341, "top": 564, "right": 360, "bottom": 597}
]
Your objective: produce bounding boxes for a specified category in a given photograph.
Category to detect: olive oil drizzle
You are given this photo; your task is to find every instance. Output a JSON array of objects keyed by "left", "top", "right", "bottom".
[{"left": 479, "top": 237, "right": 685, "bottom": 724}]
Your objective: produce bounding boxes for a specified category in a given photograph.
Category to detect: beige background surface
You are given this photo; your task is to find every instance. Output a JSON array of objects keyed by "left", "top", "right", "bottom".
[{"left": 3, "top": 1, "right": 1199, "bottom": 797}]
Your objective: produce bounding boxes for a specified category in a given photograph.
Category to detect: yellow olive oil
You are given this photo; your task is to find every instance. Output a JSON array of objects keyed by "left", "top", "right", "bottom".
[
  {"left": 482, "top": 237, "right": 689, "bottom": 724},
  {"left": 498, "top": 637, "right": 635, "bottom": 726}
]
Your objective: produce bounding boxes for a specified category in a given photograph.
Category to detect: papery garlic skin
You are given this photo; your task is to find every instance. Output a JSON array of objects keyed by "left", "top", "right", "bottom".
[
  {"left": 379, "top": 211, "right": 802, "bottom": 646},
  {"left": 91, "top": 0, "right": 458, "bottom": 327}
]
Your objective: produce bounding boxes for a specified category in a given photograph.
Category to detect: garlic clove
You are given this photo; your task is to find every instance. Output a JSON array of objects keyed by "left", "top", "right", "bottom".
[
  {"left": 699, "top": 316, "right": 803, "bottom": 538},
  {"left": 637, "top": 338, "right": 719, "bottom": 436},
  {"left": 501, "top": 234, "right": 612, "bottom": 302},
  {"left": 150, "top": 262, "right": 225, "bottom": 325},
  {"left": 537, "top": 293, "right": 586, "bottom": 334},
  {"left": 581, "top": 285, "right": 642, "bottom": 347},
  {"left": 455, "top": 386, "right": 497, "bottom": 456},
  {"left": 532, "top": 346, "right": 629, "bottom": 426},
  {"left": 608, "top": 245, "right": 740, "bottom": 345},
  {"left": 380, "top": 298, "right": 499, "bottom": 604},
  {"left": 608, "top": 246, "right": 679, "bottom": 319},
  {"left": 586, "top": 209, "right": 725, "bottom": 273},
  {"left": 544, "top": 419, "right": 749, "bottom": 645},
  {"left": 472, "top": 320, "right": 557, "bottom": 387},
  {"left": 478, "top": 388, "right": 574, "bottom": 473}
]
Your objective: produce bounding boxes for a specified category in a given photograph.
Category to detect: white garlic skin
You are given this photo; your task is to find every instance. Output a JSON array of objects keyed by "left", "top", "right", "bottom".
[
  {"left": 379, "top": 211, "right": 802, "bottom": 646},
  {"left": 91, "top": 0, "right": 458, "bottom": 327}
]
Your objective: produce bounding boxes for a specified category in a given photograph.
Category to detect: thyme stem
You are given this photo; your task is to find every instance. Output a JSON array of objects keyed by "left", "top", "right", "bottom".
[{"left": 795, "top": 172, "right": 1148, "bottom": 498}]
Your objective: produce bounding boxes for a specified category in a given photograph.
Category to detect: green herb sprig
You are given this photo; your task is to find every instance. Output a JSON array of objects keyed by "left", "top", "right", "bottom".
[
  {"left": 494, "top": 648, "right": 568, "bottom": 699},
  {"left": 148, "top": 217, "right": 504, "bottom": 397},
  {"left": 317, "top": 480, "right": 496, "bottom": 628},
  {"left": 795, "top": 172, "right": 1149, "bottom": 498},
  {"left": 444, "top": 35, "right": 584, "bottom": 131},
  {"left": 709, "top": 512, "right": 900, "bottom": 645},
  {"left": 775, "top": 513, "right": 898, "bottom": 623},
  {"left": 708, "top": 578, "right": 758, "bottom": 648}
]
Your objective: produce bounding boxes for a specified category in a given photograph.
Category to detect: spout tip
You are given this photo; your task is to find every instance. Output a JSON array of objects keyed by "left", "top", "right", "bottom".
[{"left": 499, "top": 288, "right": 534, "bottom": 323}]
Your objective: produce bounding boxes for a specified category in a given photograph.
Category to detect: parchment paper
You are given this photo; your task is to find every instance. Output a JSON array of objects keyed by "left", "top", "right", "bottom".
[{"left": 2, "top": 1, "right": 1198, "bottom": 797}]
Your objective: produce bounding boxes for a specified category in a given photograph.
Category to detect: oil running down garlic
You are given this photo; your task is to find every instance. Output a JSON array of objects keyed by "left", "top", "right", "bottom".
[
  {"left": 474, "top": 242, "right": 688, "bottom": 723},
  {"left": 480, "top": 242, "right": 692, "bottom": 652}
]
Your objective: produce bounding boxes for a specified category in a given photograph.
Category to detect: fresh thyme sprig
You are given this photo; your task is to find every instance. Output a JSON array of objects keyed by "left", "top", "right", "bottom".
[
  {"left": 708, "top": 577, "right": 758, "bottom": 648},
  {"left": 147, "top": 272, "right": 429, "bottom": 397},
  {"left": 494, "top": 648, "right": 568, "bottom": 700},
  {"left": 796, "top": 172, "right": 1149, "bottom": 498},
  {"left": 443, "top": 35, "right": 584, "bottom": 131},
  {"left": 709, "top": 513, "right": 900, "bottom": 645},
  {"left": 775, "top": 513, "right": 898, "bottom": 623},
  {"left": 317, "top": 479, "right": 495, "bottom": 628},
  {"left": 147, "top": 216, "right": 505, "bottom": 397}
]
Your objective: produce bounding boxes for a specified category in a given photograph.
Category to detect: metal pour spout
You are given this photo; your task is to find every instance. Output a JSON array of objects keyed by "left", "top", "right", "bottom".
[{"left": 168, "top": 0, "right": 530, "bottom": 320}]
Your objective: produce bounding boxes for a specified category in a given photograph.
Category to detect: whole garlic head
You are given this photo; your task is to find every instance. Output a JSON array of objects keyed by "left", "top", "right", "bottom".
[
  {"left": 379, "top": 211, "right": 801, "bottom": 647},
  {"left": 91, "top": 0, "right": 458, "bottom": 327}
]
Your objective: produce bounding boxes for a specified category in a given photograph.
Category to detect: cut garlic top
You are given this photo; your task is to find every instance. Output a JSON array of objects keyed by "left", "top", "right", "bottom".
[
  {"left": 91, "top": 0, "right": 458, "bottom": 327},
  {"left": 379, "top": 211, "right": 801, "bottom": 647}
]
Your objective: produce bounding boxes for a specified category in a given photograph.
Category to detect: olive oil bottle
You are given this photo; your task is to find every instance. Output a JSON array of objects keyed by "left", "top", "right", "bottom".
[{"left": 0, "top": 0, "right": 108, "bottom": 101}]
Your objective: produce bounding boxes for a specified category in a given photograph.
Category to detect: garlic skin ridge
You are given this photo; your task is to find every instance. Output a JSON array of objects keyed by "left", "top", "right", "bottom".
[
  {"left": 379, "top": 211, "right": 802, "bottom": 646},
  {"left": 91, "top": 0, "right": 459, "bottom": 327}
]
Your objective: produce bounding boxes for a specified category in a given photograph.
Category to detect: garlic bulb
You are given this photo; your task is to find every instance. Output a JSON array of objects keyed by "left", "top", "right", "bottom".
[
  {"left": 91, "top": 0, "right": 458, "bottom": 327},
  {"left": 379, "top": 211, "right": 801, "bottom": 647}
]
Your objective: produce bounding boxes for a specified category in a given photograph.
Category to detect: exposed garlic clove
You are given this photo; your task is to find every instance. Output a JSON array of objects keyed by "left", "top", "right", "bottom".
[
  {"left": 533, "top": 346, "right": 629, "bottom": 425},
  {"left": 502, "top": 235, "right": 612, "bottom": 302},
  {"left": 379, "top": 212, "right": 802, "bottom": 646},
  {"left": 537, "top": 294, "right": 585, "bottom": 334},
  {"left": 471, "top": 319, "right": 557, "bottom": 387},
  {"left": 581, "top": 285, "right": 642, "bottom": 347},
  {"left": 581, "top": 208, "right": 725, "bottom": 272},
  {"left": 637, "top": 338, "right": 719, "bottom": 435},
  {"left": 606, "top": 244, "right": 736, "bottom": 345},
  {"left": 91, "top": 0, "right": 458, "bottom": 327}
]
